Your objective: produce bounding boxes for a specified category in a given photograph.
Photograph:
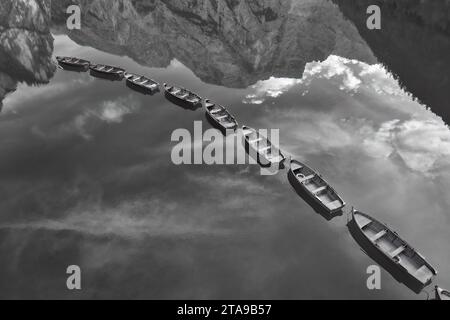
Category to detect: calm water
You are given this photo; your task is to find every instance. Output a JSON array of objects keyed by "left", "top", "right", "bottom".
[{"left": 1, "top": 30, "right": 449, "bottom": 299}]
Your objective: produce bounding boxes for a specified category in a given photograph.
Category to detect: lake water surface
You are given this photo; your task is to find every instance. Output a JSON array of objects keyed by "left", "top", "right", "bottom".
[{"left": 1, "top": 25, "right": 449, "bottom": 299}]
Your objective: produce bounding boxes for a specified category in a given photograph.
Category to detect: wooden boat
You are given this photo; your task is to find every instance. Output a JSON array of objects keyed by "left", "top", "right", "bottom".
[
  {"left": 56, "top": 56, "right": 90, "bottom": 70},
  {"left": 204, "top": 99, "right": 238, "bottom": 132},
  {"left": 89, "top": 64, "right": 125, "bottom": 78},
  {"left": 435, "top": 286, "right": 450, "bottom": 300},
  {"left": 289, "top": 159, "right": 345, "bottom": 214},
  {"left": 163, "top": 83, "right": 202, "bottom": 109},
  {"left": 242, "top": 126, "right": 286, "bottom": 167},
  {"left": 124, "top": 73, "right": 159, "bottom": 93},
  {"left": 349, "top": 209, "right": 437, "bottom": 291}
]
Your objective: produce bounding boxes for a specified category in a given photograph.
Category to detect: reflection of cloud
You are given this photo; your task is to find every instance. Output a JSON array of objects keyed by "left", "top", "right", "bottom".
[
  {"left": 0, "top": 198, "right": 228, "bottom": 239},
  {"left": 244, "top": 77, "right": 302, "bottom": 104},
  {"left": 362, "top": 119, "right": 398, "bottom": 158},
  {"left": 273, "top": 106, "right": 450, "bottom": 175},
  {"left": 364, "top": 118, "right": 450, "bottom": 174},
  {"left": 186, "top": 171, "right": 282, "bottom": 215},
  {"left": 97, "top": 99, "right": 137, "bottom": 123},
  {"left": 243, "top": 55, "right": 408, "bottom": 104},
  {"left": 31, "top": 95, "right": 140, "bottom": 140},
  {"left": 0, "top": 169, "right": 283, "bottom": 241},
  {"left": 3, "top": 76, "right": 95, "bottom": 113},
  {"left": 272, "top": 108, "right": 354, "bottom": 154},
  {"left": 187, "top": 172, "right": 274, "bottom": 195},
  {"left": 303, "top": 55, "right": 361, "bottom": 92},
  {"left": 354, "top": 117, "right": 450, "bottom": 175},
  {"left": 341, "top": 116, "right": 450, "bottom": 174}
]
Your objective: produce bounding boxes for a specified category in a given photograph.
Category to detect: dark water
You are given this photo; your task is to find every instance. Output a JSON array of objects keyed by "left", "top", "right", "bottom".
[
  {"left": 1, "top": 0, "right": 450, "bottom": 299},
  {"left": 1, "top": 33, "right": 449, "bottom": 299}
]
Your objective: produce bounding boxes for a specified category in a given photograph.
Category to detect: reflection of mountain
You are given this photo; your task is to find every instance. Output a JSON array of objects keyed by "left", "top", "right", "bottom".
[
  {"left": 0, "top": 0, "right": 56, "bottom": 109},
  {"left": 333, "top": 0, "right": 450, "bottom": 125},
  {"left": 50, "top": 0, "right": 376, "bottom": 88}
]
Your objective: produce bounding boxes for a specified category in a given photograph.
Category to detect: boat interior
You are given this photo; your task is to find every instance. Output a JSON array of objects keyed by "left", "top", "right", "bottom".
[
  {"left": 59, "top": 57, "right": 88, "bottom": 65},
  {"left": 126, "top": 74, "right": 157, "bottom": 88},
  {"left": 263, "top": 148, "right": 284, "bottom": 163},
  {"left": 242, "top": 127, "right": 257, "bottom": 140},
  {"left": 204, "top": 100, "right": 215, "bottom": 108},
  {"left": 355, "top": 212, "right": 435, "bottom": 284},
  {"left": 243, "top": 129, "right": 284, "bottom": 163},
  {"left": 207, "top": 104, "right": 236, "bottom": 126},
  {"left": 167, "top": 85, "right": 200, "bottom": 103},
  {"left": 94, "top": 65, "right": 123, "bottom": 73},
  {"left": 291, "top": 163, "right": 343, "bottom": 211}
]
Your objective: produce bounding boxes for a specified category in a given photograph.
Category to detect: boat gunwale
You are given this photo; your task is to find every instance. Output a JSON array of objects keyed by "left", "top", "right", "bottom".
[
  {"left": 56, "top": 56, "right": 90, "bottom": 67},
  {"left": 289, "top": 159, "right": 345, "bottom": 212},
  {"left": 163, "top": 83, "right": 202, "bottom": 102},
  {"left": 351, "top": 209, "right": 437, "bottom": 279},
  {"left": 124, "top": 73, "right": 159, "bottom": 88},
  {"left": 204, "top": 99, "right": 238, "bottom": 129},
  {"left": 89, "top": 64, "right": 125, "bottom": 74},
  {"left": 242, "top": 125, "right": 285, "bottom": 164}
]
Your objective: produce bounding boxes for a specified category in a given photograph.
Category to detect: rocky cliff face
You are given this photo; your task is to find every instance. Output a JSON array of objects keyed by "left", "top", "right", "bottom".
[
  {"left": 333, "top": 0, "right": 450, "bottom": 125},
  {"left": 0, "top": 0, "right": 55, "bottom": 109},
  {"left": 51, "top": 0, "right": 376, "bottom": 87}
]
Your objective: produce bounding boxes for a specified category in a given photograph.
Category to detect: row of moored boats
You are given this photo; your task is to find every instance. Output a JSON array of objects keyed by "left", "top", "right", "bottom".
[{"left": 56, "top": 56, "right": 448, "bottom": 299}]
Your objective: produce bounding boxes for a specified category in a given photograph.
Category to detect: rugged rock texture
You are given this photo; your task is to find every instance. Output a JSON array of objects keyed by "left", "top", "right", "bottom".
[
  {"left": 0, "top": 0, "right": 56, "bottom": 109},
  {"left": 334, "top": 0, "right": 450, "bottom": 125},
  {"left": 51, "top": 0, "right": 376, "bottom": 87}
]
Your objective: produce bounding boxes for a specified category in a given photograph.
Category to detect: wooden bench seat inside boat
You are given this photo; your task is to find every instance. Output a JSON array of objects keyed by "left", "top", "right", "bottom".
[
  {"left": 210, "top": 108, "right": 223, "bottom": 114},
  {"left": 249, "top": 137, "right": 263, "bottom": 144},
  {"left": 326, "top": 200, "right": 343, "bottom": 210},
  {"left": 242, "top": 129, "right": 253, "bottom": 135},
  {"left": 223, "top": 122, "right": 236, "bottom": 128},
  {"left": 312, "top": 186, "right": 327, "bottom": 194},
  {"left": 371, "top": 230, "right": 387, "bottom": 242},
  {"left": 414, "top": 265, "right": 432, "bottom": 284},
  {"left": 297, "top": 174, "right": 315, "bottom": 183},
  {"left": 390, "top": 246, "right": 406, "bottom": 258},
  {"left": 187, "top": 97, "right": 199, "bottom": 103},
  {"left": 267, "top": 154, "right": 284, "bottom": 162}
]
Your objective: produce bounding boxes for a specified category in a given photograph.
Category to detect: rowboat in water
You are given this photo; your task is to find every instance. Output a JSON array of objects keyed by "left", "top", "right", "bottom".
[
  {"left": 435, "top": 286, "right": 450, "bottom": 300},
  {"left": 242, "top": 126, "right": 286, "bottom": 168},
  {"left": 124, "top": 73, "right": 159, "bottom": 93},
  {"left": 89, "top": 64, "right": 125, "bottom": 79},
  {"left": 348, "top": 209, "right": 437, "bottom": 292},
  {"left": 204, "top": 99, "right": 238, "bottom": 133},
  {"left": 288, "top": 159, "right": 345, "bottom": 214},
  {"left": 56, "top": 56, "right": 90, "bottom": 70},
  {"left": 163, "top": 83, "right": 202, "bottom": 109}
]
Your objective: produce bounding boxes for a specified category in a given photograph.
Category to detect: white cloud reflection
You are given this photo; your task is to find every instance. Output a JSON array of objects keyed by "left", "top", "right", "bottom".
[
  {"left": 243, "top": 55, "right": 408, "bottom": 104},
  {"left": 0, "top": 197, "right": 229, "bottom": 239},
  {"left": 31, "top": 95, "right": 140, "bottom": 140},
  {"left": 244, "top": 77, "right": 302, "bottom": 104},
  {"left": 248, "top": 54, "right": 450, "bottom": 176}
]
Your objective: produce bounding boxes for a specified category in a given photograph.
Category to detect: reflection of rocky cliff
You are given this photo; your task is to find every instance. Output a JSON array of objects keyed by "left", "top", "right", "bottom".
[
  {"left": 51, "top": 0, "right": 376, "bottom": 87},
  {"left": 333, "top": 0, "right": 450, "bottom": 124},
  {"left": 0, "top": 0, "right": 56, "bottom": 109}
]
